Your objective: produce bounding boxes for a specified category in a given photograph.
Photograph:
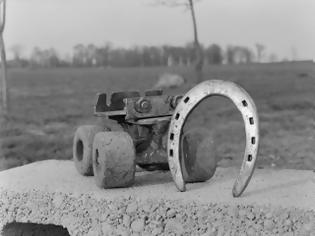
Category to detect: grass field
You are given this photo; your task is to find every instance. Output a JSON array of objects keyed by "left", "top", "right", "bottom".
[{"left": 1, "top": 62, "right": 315, "bottom": 171}]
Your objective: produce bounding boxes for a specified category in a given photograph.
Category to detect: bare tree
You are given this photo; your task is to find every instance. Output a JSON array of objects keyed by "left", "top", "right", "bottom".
[
  {"left": 73, "top": 44, "right": 87, "bottom": 66},
  {"left": 86, "top": 44, "right": 97, "bottom": 66},
  {"left": 154, "top": 0, "right": 204, "bottom": 83},
  {"left": 95, "top": 43, "right": 112, "bottom": 67},
  {"left": 30, "top": 47, "right": 42, "bottom": 67},
  {"left": 0, "top": 0, "right": 8, "bottom": 116},
  {"left": 205, "top": 44, "right": 223, "bottom": 65},
  {"left": 10, "top": 44, "right": 24, "bottom": 61},
  {"left": 237, "top": 46, "right": 254, "bottom": 64},
  {"left": 290, "top": 46, "right": 298, "bottom": 61},
  {"left": 226, "top": 46, "right": 237, "bottom": 64},
  {"left": 255, "top": 43, "right": 265, "bottom": 63},
  {"left": 268, "top": 53, "right": 278, "bottom": 63}
]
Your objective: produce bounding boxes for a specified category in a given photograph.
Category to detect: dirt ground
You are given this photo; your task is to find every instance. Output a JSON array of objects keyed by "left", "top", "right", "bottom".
[{"left": 0, "top": 61, "right": 315, "bottom": 171}]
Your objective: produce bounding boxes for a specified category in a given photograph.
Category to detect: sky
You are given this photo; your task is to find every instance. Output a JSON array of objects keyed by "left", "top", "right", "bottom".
[{"left": 5, "top": 0, "right": 315, "bottom": 60}]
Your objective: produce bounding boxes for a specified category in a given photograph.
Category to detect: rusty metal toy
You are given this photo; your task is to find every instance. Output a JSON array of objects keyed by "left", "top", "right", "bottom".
[{"left": 73, "top": 80, "right": 259, "bottom": 197}]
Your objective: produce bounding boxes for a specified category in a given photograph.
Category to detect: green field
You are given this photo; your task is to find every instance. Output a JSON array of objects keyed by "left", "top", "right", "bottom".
[{"left": 1, "top": 62, "right": 315, "bottom": 171}]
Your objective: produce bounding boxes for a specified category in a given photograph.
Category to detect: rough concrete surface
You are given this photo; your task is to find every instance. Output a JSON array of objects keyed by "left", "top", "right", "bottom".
[{"left": 0, "top": 160, "right": 314, "bottom": 235}]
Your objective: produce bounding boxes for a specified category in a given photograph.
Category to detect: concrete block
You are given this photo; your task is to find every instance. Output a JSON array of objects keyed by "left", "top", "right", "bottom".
[{"left": 0, "top": 160, "right": 314, "bottom": 235}]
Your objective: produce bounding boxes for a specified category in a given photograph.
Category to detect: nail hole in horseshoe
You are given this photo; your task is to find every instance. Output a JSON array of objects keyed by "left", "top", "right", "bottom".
[
  {"left": 249, "top": 117, "right": 254, "bottom": 125},
  {"left": 170, "top": 133, "right": 174, "bottom": 140},
  {"left": 184, "top": 97, "right": 190, "bottom": 103},
  {"left": 247, "top": 154, "right": 253, "bottom": 162},
  {"left": 169, "top": 149, "right": 173, "bottom": 157},
  {"left": 242, "top": 100, "right": 248, "bottom": 107},
  {"left": 251, "top": 137, "right": 256, "bottom": 145},
  {"left": 175, "top": 113, "right": 180, "bottom": 120}
]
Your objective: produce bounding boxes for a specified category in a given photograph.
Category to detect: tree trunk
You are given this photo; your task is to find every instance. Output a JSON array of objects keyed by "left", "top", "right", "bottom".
[
  {"left": 188, "top": 0, "right": 203, "bottom": 83},
  {"left": 0, "top": 35, "right": 8, "bottom": 117},
  {"left": 0, "top": 0, "right": 8, "bottom": 117}
]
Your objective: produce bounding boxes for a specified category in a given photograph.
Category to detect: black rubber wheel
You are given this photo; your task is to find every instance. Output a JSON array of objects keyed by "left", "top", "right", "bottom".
[
  {"left": 180, "top": 127, "right": 217, "bottom": 183},
  {"left": 92, "top": 131, "right": 136, "bottom": 188},
  {"left": 73, "top": 125, "right": 103, "bottom": 176}
]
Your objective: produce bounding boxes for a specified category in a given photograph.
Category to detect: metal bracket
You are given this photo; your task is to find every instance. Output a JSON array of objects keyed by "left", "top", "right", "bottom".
[
  {"left": 167, "top": 80, "right": 259, "bottom": 197},
  {"left": 94, "top": 90, "right": 183, "bottom": 125}
]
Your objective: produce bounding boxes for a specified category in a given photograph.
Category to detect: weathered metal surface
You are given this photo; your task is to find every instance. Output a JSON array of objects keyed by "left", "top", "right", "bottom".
[
  {"left": 94, "top": 90, "right": 182, "bottom": 124},
  {"left": 131, "top": 116, "right": 171, "bottom": 125},
  {"left": 167, "top": 80, "right": 259, "bottom": 197},
  {"left": 125, "top": 95, "right": 177, "bottom": 120},
  {"left": 94, "top": 91, "right": 139, "bottom": 114},
  {"left": 94, "top": 90, "right": 164, "bottom": 114}
]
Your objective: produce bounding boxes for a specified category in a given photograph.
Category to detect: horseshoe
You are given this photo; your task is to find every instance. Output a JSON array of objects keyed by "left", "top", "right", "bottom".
[{"left": 167, "top": 80, "right": 259, "bottom": 197}]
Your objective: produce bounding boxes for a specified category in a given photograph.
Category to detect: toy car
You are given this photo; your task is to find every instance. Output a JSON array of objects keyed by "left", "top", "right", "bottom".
[{"left": 73, "top": 80, "right": 259, "bottom": 197}]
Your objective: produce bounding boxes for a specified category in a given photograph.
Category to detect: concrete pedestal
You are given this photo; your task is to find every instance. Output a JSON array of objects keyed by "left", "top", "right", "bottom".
[{"left": 0, "top": 160, "right": 314, "bottom": 235}]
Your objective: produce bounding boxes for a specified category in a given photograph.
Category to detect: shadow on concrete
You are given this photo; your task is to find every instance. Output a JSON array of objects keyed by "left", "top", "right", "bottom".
[
  {"left": 3, "top": 222, "right": 70, "bottom": 236},
  {"left": 134, "top": 171, "right": 173, "bottom": 187},
  {"left": 243, "top": 178, "right": 311, "bottom": 198}
]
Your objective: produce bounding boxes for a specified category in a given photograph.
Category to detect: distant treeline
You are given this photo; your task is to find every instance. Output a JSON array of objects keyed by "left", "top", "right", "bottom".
[{"left": 9, "top": 42, "right": 279, "bottom": 68}]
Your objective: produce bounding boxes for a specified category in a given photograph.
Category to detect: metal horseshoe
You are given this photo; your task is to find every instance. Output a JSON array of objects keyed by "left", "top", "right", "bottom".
[{"left": 167, "top": 80, "right": 259, "bottom": 197}]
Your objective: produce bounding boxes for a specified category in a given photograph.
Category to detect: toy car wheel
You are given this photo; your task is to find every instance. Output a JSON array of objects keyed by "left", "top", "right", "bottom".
[
  {"left": 73, "top": 125, "right": 104, "bottom": 176},
  {"left": 92, "top": 131, "right": 136, "bottom": 188},
  {"left": 180, "top": 127, "right": 217, "bottom": 183}
]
